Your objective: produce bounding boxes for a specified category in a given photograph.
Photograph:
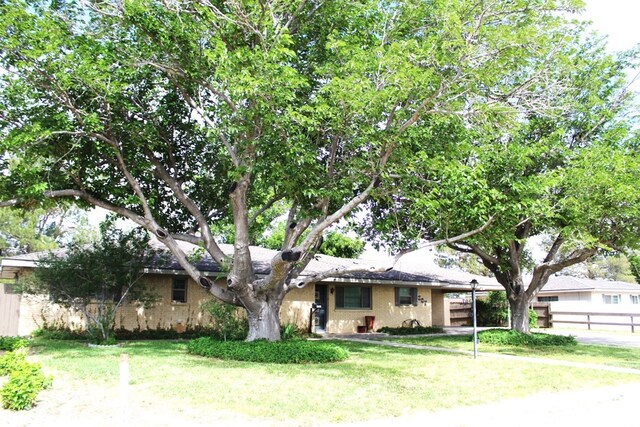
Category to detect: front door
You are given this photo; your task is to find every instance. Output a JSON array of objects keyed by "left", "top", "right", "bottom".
[{"left": 314, "top": 284, "right": 327, "bottom": 333}]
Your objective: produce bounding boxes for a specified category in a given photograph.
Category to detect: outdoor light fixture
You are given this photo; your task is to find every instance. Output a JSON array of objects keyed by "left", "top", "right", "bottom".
[
  {"left": 330, "top": 287, "right": 334, "bottom": 295},
  {"left": 470, "top": 279, "right": 479, "bottom": 359}
]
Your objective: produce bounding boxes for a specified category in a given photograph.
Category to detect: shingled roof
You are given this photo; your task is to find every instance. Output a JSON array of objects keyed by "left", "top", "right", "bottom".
[
  {"left": 540, "top": 275, "right": 640, "bottom": 293},
  {"left": 1, "top": 241, "right": 502, "bottom": 292}
]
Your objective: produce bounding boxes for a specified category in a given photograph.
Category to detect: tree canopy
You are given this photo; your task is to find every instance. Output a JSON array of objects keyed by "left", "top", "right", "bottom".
[
  {"left": 360, "top": 28, "right": 640, "bottom": 330},
  {"left": 0, "top": 0, "right": 609, "bottom": 339}
]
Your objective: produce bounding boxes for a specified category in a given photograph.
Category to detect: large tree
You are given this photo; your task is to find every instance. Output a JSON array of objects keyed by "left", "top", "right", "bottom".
[
  {"left": 362, "top": 31, "right": 640, "bottom": 332},
  {"left": 0, "top": 0, "right": 589, "bottom": 340}
]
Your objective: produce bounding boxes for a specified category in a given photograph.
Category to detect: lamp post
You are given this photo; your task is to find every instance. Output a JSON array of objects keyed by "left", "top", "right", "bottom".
[{"left": 470, "top": 279, "right": 478, "bottom": 359}]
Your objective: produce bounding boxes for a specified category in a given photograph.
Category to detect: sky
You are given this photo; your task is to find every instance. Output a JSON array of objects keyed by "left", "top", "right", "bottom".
[{"left": 582, "top": 0, "right": 640, "bottom": 52}]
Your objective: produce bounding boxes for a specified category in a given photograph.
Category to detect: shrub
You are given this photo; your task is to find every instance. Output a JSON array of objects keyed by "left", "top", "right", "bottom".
[
  {"left": 0, "top": 349, "right": 52, "bottom": 411},
  {"left": 377, "top": 326, "right": 444, "bottom": 335},
  {"left": 280, "top": 323, "right": 303, "bottom": 341},
  {"left": 478, "top": 329, "right": 577, "bottom": 347},
  {"left": 187, "top": 338, "right": 349, "bottom": 364},
  {"left": 32, "top": 327, "right": 86, "bottom": 341},
  {"left": 1, "top": 362, "right": 52, "bottom": 410},
  {"left": 0, "top": 336, "right": 29, "bottom": 351},
  {"left": 476, "top": 291, "right": 509, "bottom": 327},
  {"left": 529, "top": 308, "right": 538, "bottom": 329},
  {"left": 0, "top": 348, "right": 28, "bottom": 376},
  {"left": 33, "top": 325, "right": 223, "bottom": 341},
  {"left": 200, "top": 300, "right": 248, "bottom": 341}
]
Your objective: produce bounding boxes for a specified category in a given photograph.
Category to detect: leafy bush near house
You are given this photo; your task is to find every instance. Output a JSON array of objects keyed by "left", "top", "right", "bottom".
[
  {"left": 529, "top": 308, "right": 538, "bottom": 329},
  {"left": 476, "top": 291, "right": 509, "bottom": 327},
  {"left": 0, "top": 336, "right": 29, "bottom": 351},
  {"left": 32, "top": 325, "right": 224, "bottom": 341},
  {"left": 280, "top": 323, "right": 304, "bottom": 341},
  {"left": 377, "top": 326, "right": 444, "bottom": 335},
  {"left": 478, "top": 329, "right": 577, "bottom": 347},
  {"left": 32, "top": 327, "right": 87, "bottom": 341},
  {"left": 0, "top": 348, "right": 27, "bottom": 376},
  {"left": 200, "top": 300, "right": 248, "bottom": 341},
  {"left": 187, "top": 338, "right": 349, "bottom": 364},
  {"left": 0, "top": 349, "right": 52, "bottom": 411}
]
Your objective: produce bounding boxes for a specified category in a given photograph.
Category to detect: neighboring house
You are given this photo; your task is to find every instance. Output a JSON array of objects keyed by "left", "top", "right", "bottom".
[
  {"left": 535, "top": 275, "right": 640, "bottom": 332},
  {"left": 536, "top": 275, "right": 640, "bottom": 306},
  {"left": 0, "top": 243, "right": 501, "bottom": 336}
]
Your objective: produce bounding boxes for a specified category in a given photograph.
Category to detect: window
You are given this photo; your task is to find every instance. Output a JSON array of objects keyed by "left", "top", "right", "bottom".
[
  {"left": 335, "top": 286, "right": 371, "bottom": 309},
  {"left": 602, "top": 294, "right": 621, "bottom": 304},
  {"left": 538, "top": 296, "right": 558, "bottom": 302},
  {"left": 631, "top": 295, "right": 640, "bottom": 305},
  {"left": 395, "top": 287, "right": 418, "bottom": 306},
  {"left": 172, "top": 278, "right": 187, "bottom": 303}
]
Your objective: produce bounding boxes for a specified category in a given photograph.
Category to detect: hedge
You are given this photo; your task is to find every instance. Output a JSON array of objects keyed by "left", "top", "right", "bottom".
[
  {"left": 478, "top": 329, "right": 577, "bottom": 347},
  {"left": 187, "top": 338, "right": 349, "bottom": 364}
]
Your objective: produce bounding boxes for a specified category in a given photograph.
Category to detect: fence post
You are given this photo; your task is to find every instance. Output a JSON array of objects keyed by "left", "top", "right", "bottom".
[
  {"left": 587, "top": 314, "right": 591, "bottom": 330},
  {"left": 632, "top": 315, "right": 635, "bottom": 333}
]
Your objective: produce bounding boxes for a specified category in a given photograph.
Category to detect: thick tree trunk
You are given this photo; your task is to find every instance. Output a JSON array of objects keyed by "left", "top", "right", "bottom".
[
  {"left": 509, "top": 293, "right": 531, "bottom": 333},
  {"left": 245, "top": 299, "right": 282, "bottom": 342}
]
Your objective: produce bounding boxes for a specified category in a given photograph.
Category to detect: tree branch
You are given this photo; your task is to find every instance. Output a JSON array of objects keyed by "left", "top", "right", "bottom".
[
  {"left": 143, "top": 148, "right": 229, "bottom": 264},
  {"left": 248, "top": 193, "right": 284, "bottom": 227}
]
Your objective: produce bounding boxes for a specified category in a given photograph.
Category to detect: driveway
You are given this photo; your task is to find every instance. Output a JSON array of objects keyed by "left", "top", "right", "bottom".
[{"left": 539, "top": 328, "right": 640, "bottom": 348}]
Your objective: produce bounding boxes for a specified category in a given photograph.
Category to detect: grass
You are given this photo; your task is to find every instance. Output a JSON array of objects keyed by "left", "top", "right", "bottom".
[
  {"left": 384, "top": 334, "right": 640, "bottom": 370},
  {"left": 17, "top": 337, "right": 640, "bottom": 424}
]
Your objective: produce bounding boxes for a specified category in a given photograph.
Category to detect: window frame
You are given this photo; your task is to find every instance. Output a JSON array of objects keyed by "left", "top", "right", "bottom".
[
  {"left": 602, "top": 294, "right": 621, "bottom": 304},
  {"left": 335, "top": 285, "right": 372, "bottom": 310},
  {"left": 395, "top": 287, "right": 418, "bottom": 306},
  {"left": 171, "top": 277, "right": 188, "bottom": 303},
  {"left": 631, "top": 295, "right": 640, "bottom": 305},
  {"left": 537, "top": 296, "right": 559, "bottom": 302}
]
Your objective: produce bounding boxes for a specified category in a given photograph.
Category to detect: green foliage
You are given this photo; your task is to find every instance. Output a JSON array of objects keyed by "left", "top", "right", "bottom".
[
  {"left": 201, "top": 299, "right": 248, "bottom": 341},
  {"left": 478, "top": 329, "right": 577, "bottom": 347},
  {"left": 24, "top": 225, "right": 162, "bottom": 344},
  {"left": 377, "top": 326, "right": 444, "bottom": 335},
  {"left": 280, "top": 323, "right": 304, "bottom": 341},
  {"left": 1, "top": 362, "right": 52, "bottom": 410},
  {"left": 0, "top": 336, "right": 28, "bottom": 351},
  {"left": 0, "top": 0, "right": 629, "bottom": 339},
  {"left": 32, "top": 325, "right": 223, "bottom": 341},
  {"left": 580, "top": 254, "right": 638, "bottom": 283},
  {"left": 258, "top": 223, "right": 364, "bottom": 259},
  {"left": 0, "top": 348, "right": 27, "bottom": 376},
  {"left": 0, "top": 206, "right": 95, "bottom": 255},
  {"left": 31, "top": 326, "right": 86, "bottom": 341},
  {"left": 629, "top": 254, "right": 640, "bottom": 284},
  {"left": 0, "top": 349, "right": 52, "bottom": 411},
  {"left": 529, "top": 309, "right": 539, "bottom": 330},
  {"left": 187, "top": 337, "right": 349, "bottom": 364},
  {"left": 476, "top": 292, "right": 509, "bottom": 327},
  {"left": 318, "top": 231, "right": 365, "bottom": 259}
]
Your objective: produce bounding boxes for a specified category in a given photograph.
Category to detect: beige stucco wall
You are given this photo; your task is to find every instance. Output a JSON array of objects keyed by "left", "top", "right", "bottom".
[
  {"left": 113, "top": 274, "right": 219, "bottom": 330},
  {"left": 431, "top": 290, "right": 450, "bottom": 327},
  {"left": 329, "top": 286, "right": 431, "bottom": 333},
  {"left": 14, "top": 274, "right": 222, "bottom": 334},
  {"left": 281, "top": 286, "right": 315, "bottom": 331},
  {"left": 13, "top": 270, "right": 438, "bottom": 335}
]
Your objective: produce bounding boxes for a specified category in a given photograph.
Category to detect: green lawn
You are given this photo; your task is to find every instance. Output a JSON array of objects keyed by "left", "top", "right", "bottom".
[
  {"left": 17, "top": 337, "right": 640, "bottom": 424},
  {"left": 383, "top": 335, "right": 640, "bottom": 370}
]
